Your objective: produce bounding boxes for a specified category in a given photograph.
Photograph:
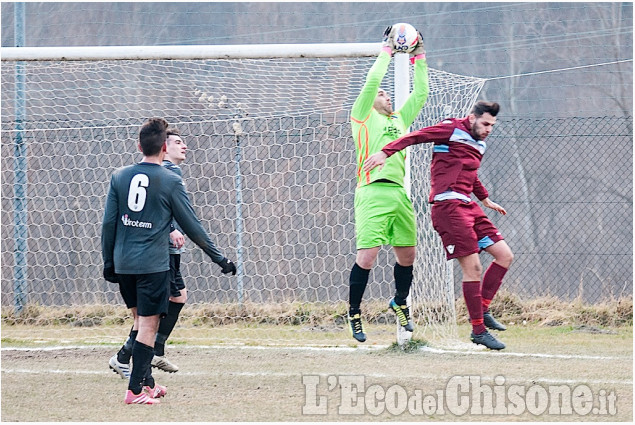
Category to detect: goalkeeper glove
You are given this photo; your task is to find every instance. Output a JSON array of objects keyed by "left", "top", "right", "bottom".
[
  {"left": 381, "top": 25, "right": 396, "bottom": 55},
  {"left": 218, "top": 258, "right": 237, "bottom": 275},
  {"left": 410, "top": 31, "right": 425, "bottom": 57},
  {"left": 103, "top": 266, "right": 119, "bottom": 283}
]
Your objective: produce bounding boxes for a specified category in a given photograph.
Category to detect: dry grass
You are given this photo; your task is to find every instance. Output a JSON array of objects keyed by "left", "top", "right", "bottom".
[
  {"left": 3, "top": 293, "right": 631, "bottom": 330},
  {"left": 2, "top": 296, "right": 633, "bottom": 420},
  {"left": 455, "top": 290, "right": 633, "bottom": 328},
  {"left": 1, "top": 304, "right": 128, "bottom": 327},
  {"left": 2, "top": 329, "right": 633, "bottom": 421}
]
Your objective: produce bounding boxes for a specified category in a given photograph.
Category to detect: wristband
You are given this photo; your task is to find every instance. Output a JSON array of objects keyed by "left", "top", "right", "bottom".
[
  {"left": 409, "top": 53, "right": 426, "bottom": 65},
  {"left": 381, "top": 46, "right": 393, "bottom": 55}
]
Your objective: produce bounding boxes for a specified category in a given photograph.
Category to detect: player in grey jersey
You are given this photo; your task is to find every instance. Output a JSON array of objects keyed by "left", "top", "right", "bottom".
[
  {"left": 102, "top": 117, "right": 236, "bottom": 404},
  {"left": 108, "top": 127, "right": 193, "bottom": 378}
]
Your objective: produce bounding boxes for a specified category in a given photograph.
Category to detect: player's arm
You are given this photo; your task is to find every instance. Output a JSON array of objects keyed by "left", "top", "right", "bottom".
[
  {"left": 363, "top": 122, "right": 454, "bottom": 172},
  {"left": 397, "top": 32, "right": 429, "bottom": 126},
  {"left": 100, "top": 176, "right": 119, "bottom": 282},
  {"left": 474, "top": 176, "right": 507, "bottom": 215},
  {"left": 166, "top": 164, "right": 187, "bottom": 249},
  {"left": 170, "top": 228, "right": 185, "bottom": 249},
  {"left": 481, "top": 197, "right": 507, "bottom": 215},
  {"left": 350, "top": 28, "right": 394, "bottom": 121},
  {"left": 169, "top": 218, "right": 186, "bottom": 249},
  {"left": 170, "top": 182, "right": 236, "bottom": 275},
  {"left": 472, "top": 176, "right": 489, "bottom": 201}
]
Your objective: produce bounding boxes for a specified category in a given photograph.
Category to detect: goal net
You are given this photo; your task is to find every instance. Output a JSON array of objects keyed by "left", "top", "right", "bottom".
[{"left": 0, "top": 44, "right": 485, "bottom": 347}]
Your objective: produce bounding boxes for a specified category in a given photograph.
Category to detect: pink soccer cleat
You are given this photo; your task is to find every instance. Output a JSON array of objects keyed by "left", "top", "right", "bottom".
[
  {"left": 125, "top": 389, "right": 161, "bottom": 405},
  {"left": 144, "top": 383, "right": 167, "bottom": 399}
]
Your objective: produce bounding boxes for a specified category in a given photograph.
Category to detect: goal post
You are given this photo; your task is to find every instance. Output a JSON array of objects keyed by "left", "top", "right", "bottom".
[{"left": 1, "top": 44, "right": 485, "bottom": 347}]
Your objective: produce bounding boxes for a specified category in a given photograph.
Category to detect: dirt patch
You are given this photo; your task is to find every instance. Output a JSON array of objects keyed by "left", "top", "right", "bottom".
[{"left": 2, "top": 327, "right": 632, "bottom": 421}]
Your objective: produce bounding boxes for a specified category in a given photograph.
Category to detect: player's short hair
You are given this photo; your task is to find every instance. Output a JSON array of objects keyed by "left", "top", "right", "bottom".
[
  {"left": 471, "top": 101, "right": 500, "bottom": 117},
  {"left": 166, "top": 127, "right": 182, "bottom": 145},
  {"left": 139, "top": 117, "right": 168, "bottom": 156},
  {"left": 166, "top": 127, "right": 181, "bottom": 138}
]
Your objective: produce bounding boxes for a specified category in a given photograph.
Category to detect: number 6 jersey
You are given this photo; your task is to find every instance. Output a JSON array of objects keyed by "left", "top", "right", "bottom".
[{"left": 101, "top": 162, "right": 224, "bottom": 275}]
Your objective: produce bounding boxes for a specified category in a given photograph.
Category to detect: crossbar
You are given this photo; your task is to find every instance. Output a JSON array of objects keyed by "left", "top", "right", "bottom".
[{"left": 1, "top": 43, "right": 380, "bottom": 61}]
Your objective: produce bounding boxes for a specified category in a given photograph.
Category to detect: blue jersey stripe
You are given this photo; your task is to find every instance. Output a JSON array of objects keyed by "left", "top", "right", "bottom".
[
  {"left": 450, "top": 128, "right": 487, "bottom": 154},
  {"left": 433, "top": 144, "right": 450, "bottom": 153}
]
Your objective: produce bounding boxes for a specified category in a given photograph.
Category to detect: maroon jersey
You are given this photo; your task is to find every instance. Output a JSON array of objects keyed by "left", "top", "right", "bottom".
[{"left": 382, "top": 116, "right": 489, "bottom": 203}]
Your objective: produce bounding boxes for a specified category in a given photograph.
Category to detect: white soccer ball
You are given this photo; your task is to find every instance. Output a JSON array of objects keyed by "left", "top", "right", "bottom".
[{"left": 392, "top": 23, "right": 419, "bottom": 54}]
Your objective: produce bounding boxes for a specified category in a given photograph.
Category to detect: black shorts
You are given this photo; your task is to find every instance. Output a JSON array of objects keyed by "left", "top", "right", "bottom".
[
  {"left": 118, "top": 271, "right": 170, "bottom": 318},
  {"left": 169, "top": 254, "right": 186, "bottom": 298}
]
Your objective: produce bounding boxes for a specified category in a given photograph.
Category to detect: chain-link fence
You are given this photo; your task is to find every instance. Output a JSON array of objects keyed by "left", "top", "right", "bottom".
[
  {"left": 2, "top": 114, "right": 631, "bottom": 309},
  {"left": 464, "top": 116, "right": 633, "bottom": 303}
]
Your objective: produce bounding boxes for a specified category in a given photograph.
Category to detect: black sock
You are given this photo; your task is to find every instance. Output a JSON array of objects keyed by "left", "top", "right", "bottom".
[
  {"left": 142, "top": 366, "right": 155, "bottom": 389},
  {"left": 394, "top": 263, "right": 413, "bottom": 305},
  {"left": 349, "top": 263, "right": 371, "bottom": 316},
  {"left": 154, "top": 301, "right": 184, "bottom": 356},
  {"left": 129, "top": 341, "right": 154, "bottom": 394},
  {"left": 117, "top": 327, "right": 137, "bottom": 364},
  {"left": 154, "top": 337, "right": 166, "bottom": 358}
]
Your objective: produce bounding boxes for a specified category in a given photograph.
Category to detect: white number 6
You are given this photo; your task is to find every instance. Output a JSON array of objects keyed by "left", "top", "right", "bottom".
[{"left": 127, "top": 174, "right": 149, "bottom": 212}]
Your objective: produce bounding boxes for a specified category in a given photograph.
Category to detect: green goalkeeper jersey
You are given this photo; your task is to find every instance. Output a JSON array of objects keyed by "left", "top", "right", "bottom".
[{"left": 351, "top": 51, "right": 429, "bottom": 187}]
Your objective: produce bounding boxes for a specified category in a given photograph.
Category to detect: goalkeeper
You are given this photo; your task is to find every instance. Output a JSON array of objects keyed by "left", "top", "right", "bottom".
[{"left": 347, "top": 25, "right": 428, "bottom": 342}]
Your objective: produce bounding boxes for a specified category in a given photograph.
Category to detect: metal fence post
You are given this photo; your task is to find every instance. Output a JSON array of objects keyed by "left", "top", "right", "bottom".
[{"left": 13, "top": 2, "right": 28, "bottom": 313}]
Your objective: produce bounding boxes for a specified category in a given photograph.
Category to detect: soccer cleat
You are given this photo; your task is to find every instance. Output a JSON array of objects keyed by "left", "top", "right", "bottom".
[
  {"left": 348, "top": 314, "right": 367, "bottom": 342},
  {"left": 483, "top": 311, "right": 507, "bottom": 331},
  {"left": 151, "top": 355, "right": 179, "bottom": 373},
  {"left": 144, "top": 383, "right": 167, "bottom": 399},
  {"left": 109, "top": 354, "right": 131, "bottom": 379},
  {"left": 125, "top": 389, "right": 160, "bottom": 405},
  {"left": 470, "top": 330, "right": 506, "bottom": 350},
  {"left": 389, "top": 299, "right": 414, "bottom": 332}
]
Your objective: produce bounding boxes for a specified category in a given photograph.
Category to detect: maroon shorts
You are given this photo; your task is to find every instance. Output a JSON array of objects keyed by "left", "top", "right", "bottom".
[{"left": 431, "top": 200, "right": 504, "bottom": 260}]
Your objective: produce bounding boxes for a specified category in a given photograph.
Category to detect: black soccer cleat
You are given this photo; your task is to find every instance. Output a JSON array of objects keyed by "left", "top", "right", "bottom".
[
  {"left": 483, "top": 311, "right": 507, "bottom": 331},
  {"left": 348, "top": 313, "right": 367, "bottom": 342},
  {"left": 470, "top": 330, "right": 506, "bottom": 350},
  {"left": 389, "top": 299, "right": 414, "bottom": 332}
]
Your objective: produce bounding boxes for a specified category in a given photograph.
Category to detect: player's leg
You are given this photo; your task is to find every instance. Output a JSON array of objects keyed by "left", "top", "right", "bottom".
[
  {"left": 390, "top": 246, "right": 415, "bottom": 331},
  {"left": 152, "top": 254, "right": 185, "bottom": 373},
  {"left": 481, "top": 240, "right": 513, "bottom": 331},
  {"left": 456, "top": 254, "right": 504, "bottom": 350},
  {"left": 109, "top": 310, "right": 137, "bottom": 379},
  {"left": 142, "top": 359, "right": 168, "bottom": 399},
  {"left": 125, "top": 271, "right": 170, "bottom": 405},
  {"left": 118, "top": 325, "right": 138, "bottom": 362},
  {"left": 431, "top": 201, "right": 504, "bottom": 350},
  {"left": 348, "top": 247, "right": 379, "bottom": 342},
  {"left": 474, "top": 211, "right": 512, "bottom": 331},
  {"left": 126, "top": 314, "right": 161, "bottom": 404},
  {"left": 456, "top": 253, "right": 486, "bottom": 332},
  {"left": 350, "top": 183, "right": 393, "bottom": 342},
  {"left": 110, "top": 275, "right": 139, "bottom": 379},
  {"left": 152, "top": 292, "right": 185, "bottom": 372},
  {"left": 388, "top": 188, "right": 417, "bottom": 331}
]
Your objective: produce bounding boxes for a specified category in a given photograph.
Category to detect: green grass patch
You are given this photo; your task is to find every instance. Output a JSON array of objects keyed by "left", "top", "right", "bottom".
[{"left": 386, "top": 338, "right": 429, "bottom": 353}]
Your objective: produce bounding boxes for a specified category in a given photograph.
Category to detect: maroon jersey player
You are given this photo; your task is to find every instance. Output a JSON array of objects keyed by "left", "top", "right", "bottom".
[{"left": 363, "top": 101, "right": 513, "bottom": 350}]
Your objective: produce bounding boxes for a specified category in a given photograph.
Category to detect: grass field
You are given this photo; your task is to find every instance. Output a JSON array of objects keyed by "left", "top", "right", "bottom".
[{"left": 1, "top": 323, "right": 632, "bottom": 422}]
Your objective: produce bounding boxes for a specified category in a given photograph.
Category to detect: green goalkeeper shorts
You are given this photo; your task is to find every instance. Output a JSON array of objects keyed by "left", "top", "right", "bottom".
[{"left": 354, "top": 182, "right": 417, "bottom": 249}]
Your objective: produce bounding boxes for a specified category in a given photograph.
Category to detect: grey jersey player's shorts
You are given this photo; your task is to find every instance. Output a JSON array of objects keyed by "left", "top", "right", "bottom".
[
  {"left": 118, "top": 271, "right": 170, "bottom": 317},
  {"left": 169, "top": 254, "right": 186, "bottom": 298}
]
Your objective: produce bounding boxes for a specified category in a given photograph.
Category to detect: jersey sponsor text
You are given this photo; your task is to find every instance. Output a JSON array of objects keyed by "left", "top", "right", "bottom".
[{"left": 121, "top": 214, "right": 153, "bottom": 229}]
